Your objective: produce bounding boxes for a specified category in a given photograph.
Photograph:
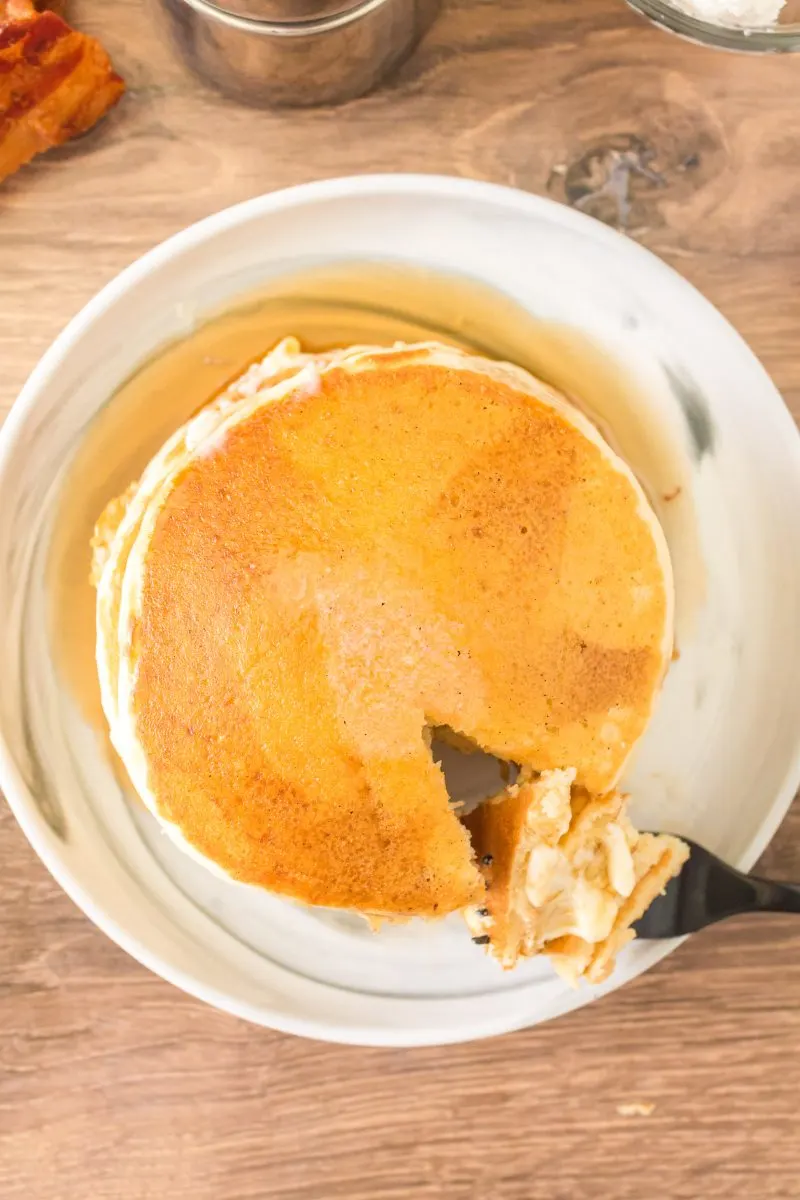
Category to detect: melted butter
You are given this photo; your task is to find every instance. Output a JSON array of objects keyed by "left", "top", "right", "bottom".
[{"left": 46, "top": 260, "right": 694, "bottom": 734}]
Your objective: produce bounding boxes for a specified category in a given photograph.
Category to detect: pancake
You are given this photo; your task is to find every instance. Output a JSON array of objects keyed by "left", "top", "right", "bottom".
[
  {"left": 464, "top": 770, "right": 688, "bottom": 980},
  {"left": 95, "top": 338, "right": 674, "bottom": 922}
]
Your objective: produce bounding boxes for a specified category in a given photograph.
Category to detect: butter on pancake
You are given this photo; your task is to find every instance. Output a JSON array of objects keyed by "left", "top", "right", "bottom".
[{"left": 95, "top": 338, "right": 675, "bottom": 927}]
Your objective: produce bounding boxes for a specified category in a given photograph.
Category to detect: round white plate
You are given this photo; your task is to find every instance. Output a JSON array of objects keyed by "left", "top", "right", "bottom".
[{"left": 1, "top": 176, "right": 799, "bottom": 1047}]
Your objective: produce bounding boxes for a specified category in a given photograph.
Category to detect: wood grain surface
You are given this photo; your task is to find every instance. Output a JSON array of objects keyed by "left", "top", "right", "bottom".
[{"left": 2, "top": 2, "right": 800, "bottom": 1197}]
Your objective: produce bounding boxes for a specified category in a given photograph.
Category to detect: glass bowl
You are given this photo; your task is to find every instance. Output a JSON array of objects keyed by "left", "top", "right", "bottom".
[{"left": 627, "top": 0, "right": 800, "bottom": 50}]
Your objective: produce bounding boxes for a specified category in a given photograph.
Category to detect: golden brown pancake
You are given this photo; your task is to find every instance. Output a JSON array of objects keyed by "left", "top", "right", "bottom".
[
  {"left": 465, "top": 770, "right": 688, "bottom": 980},
  {"left": 96, "top": 339, "right": 673, "bottom": 921}
]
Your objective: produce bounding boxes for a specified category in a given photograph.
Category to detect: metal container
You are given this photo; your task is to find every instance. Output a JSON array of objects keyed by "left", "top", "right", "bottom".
[
  {"left": 159, "top": 0, "right": 440, "bottom": 108},
  {"left": 212, "top": 1, "right": 361, "bottom": 15}
]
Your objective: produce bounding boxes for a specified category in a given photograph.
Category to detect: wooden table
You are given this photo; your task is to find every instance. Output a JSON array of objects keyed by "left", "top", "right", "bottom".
[{"left": 2, "top": 2, "right": 800, "bottom": 1196}]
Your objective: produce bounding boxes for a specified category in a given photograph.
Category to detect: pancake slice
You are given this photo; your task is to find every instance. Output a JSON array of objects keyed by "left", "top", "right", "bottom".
[{"left": 465, "top": 771, "right": 688, "bottom": 981}]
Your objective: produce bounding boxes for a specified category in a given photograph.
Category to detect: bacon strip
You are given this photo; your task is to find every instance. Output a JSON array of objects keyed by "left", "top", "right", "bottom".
[
  {"left": 0, "top": 2, "right": 38, "bottom": 20},
  {"left": 0, "top": 6, "right": 124, "bottom": 183}
]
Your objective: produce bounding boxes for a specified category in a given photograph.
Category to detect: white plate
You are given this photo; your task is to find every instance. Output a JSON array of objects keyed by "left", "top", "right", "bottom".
[{"left": 1, "top": 176, "right": 799, "bottom": 1047}]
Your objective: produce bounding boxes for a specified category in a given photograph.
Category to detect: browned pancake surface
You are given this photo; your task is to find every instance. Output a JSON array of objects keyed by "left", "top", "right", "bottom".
[{"left": 129, "top": 355, "right": 668, "bottom": 915}]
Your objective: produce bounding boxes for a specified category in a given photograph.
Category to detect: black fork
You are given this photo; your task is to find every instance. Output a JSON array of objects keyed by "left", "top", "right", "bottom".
[{"left": 634, "top": 838, "right": 800, "bottom": 939}]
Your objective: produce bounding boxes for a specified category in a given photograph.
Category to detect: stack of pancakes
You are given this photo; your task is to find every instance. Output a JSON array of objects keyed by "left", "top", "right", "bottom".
[{"left": 94, "top": 337, "right": 687, "bottom": 983}]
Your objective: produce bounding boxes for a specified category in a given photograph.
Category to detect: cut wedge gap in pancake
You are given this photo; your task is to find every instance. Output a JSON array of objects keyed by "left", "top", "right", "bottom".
[{"left": 428, "top": 724, "right": 520, "bottom": 816}]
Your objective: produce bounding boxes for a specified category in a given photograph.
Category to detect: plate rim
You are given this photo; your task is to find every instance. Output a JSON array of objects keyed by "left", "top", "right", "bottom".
[{"left": 1, "top": 173, "right": 799, "bottom": 1046}]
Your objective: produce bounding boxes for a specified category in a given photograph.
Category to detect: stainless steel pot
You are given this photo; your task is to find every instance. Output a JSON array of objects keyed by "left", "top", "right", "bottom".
[
  {"left": 208, "top": 0, "right": 361, "bottom": 15},
  {"left": 159, "top": 0, "right": 440, "bottom": 108}
]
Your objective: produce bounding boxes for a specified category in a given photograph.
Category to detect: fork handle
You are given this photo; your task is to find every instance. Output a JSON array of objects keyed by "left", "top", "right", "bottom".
[
  {"left": 748, "top": 874, "right": 800, "bottom": 916},
  {"left": 697, "top": 860, "right": 800, "bottom": 929}
]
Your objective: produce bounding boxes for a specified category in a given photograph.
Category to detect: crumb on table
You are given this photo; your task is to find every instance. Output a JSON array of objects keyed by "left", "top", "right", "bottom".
[{"left": 616, "top": 1101, "right": 656, "bottom": 1117}]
